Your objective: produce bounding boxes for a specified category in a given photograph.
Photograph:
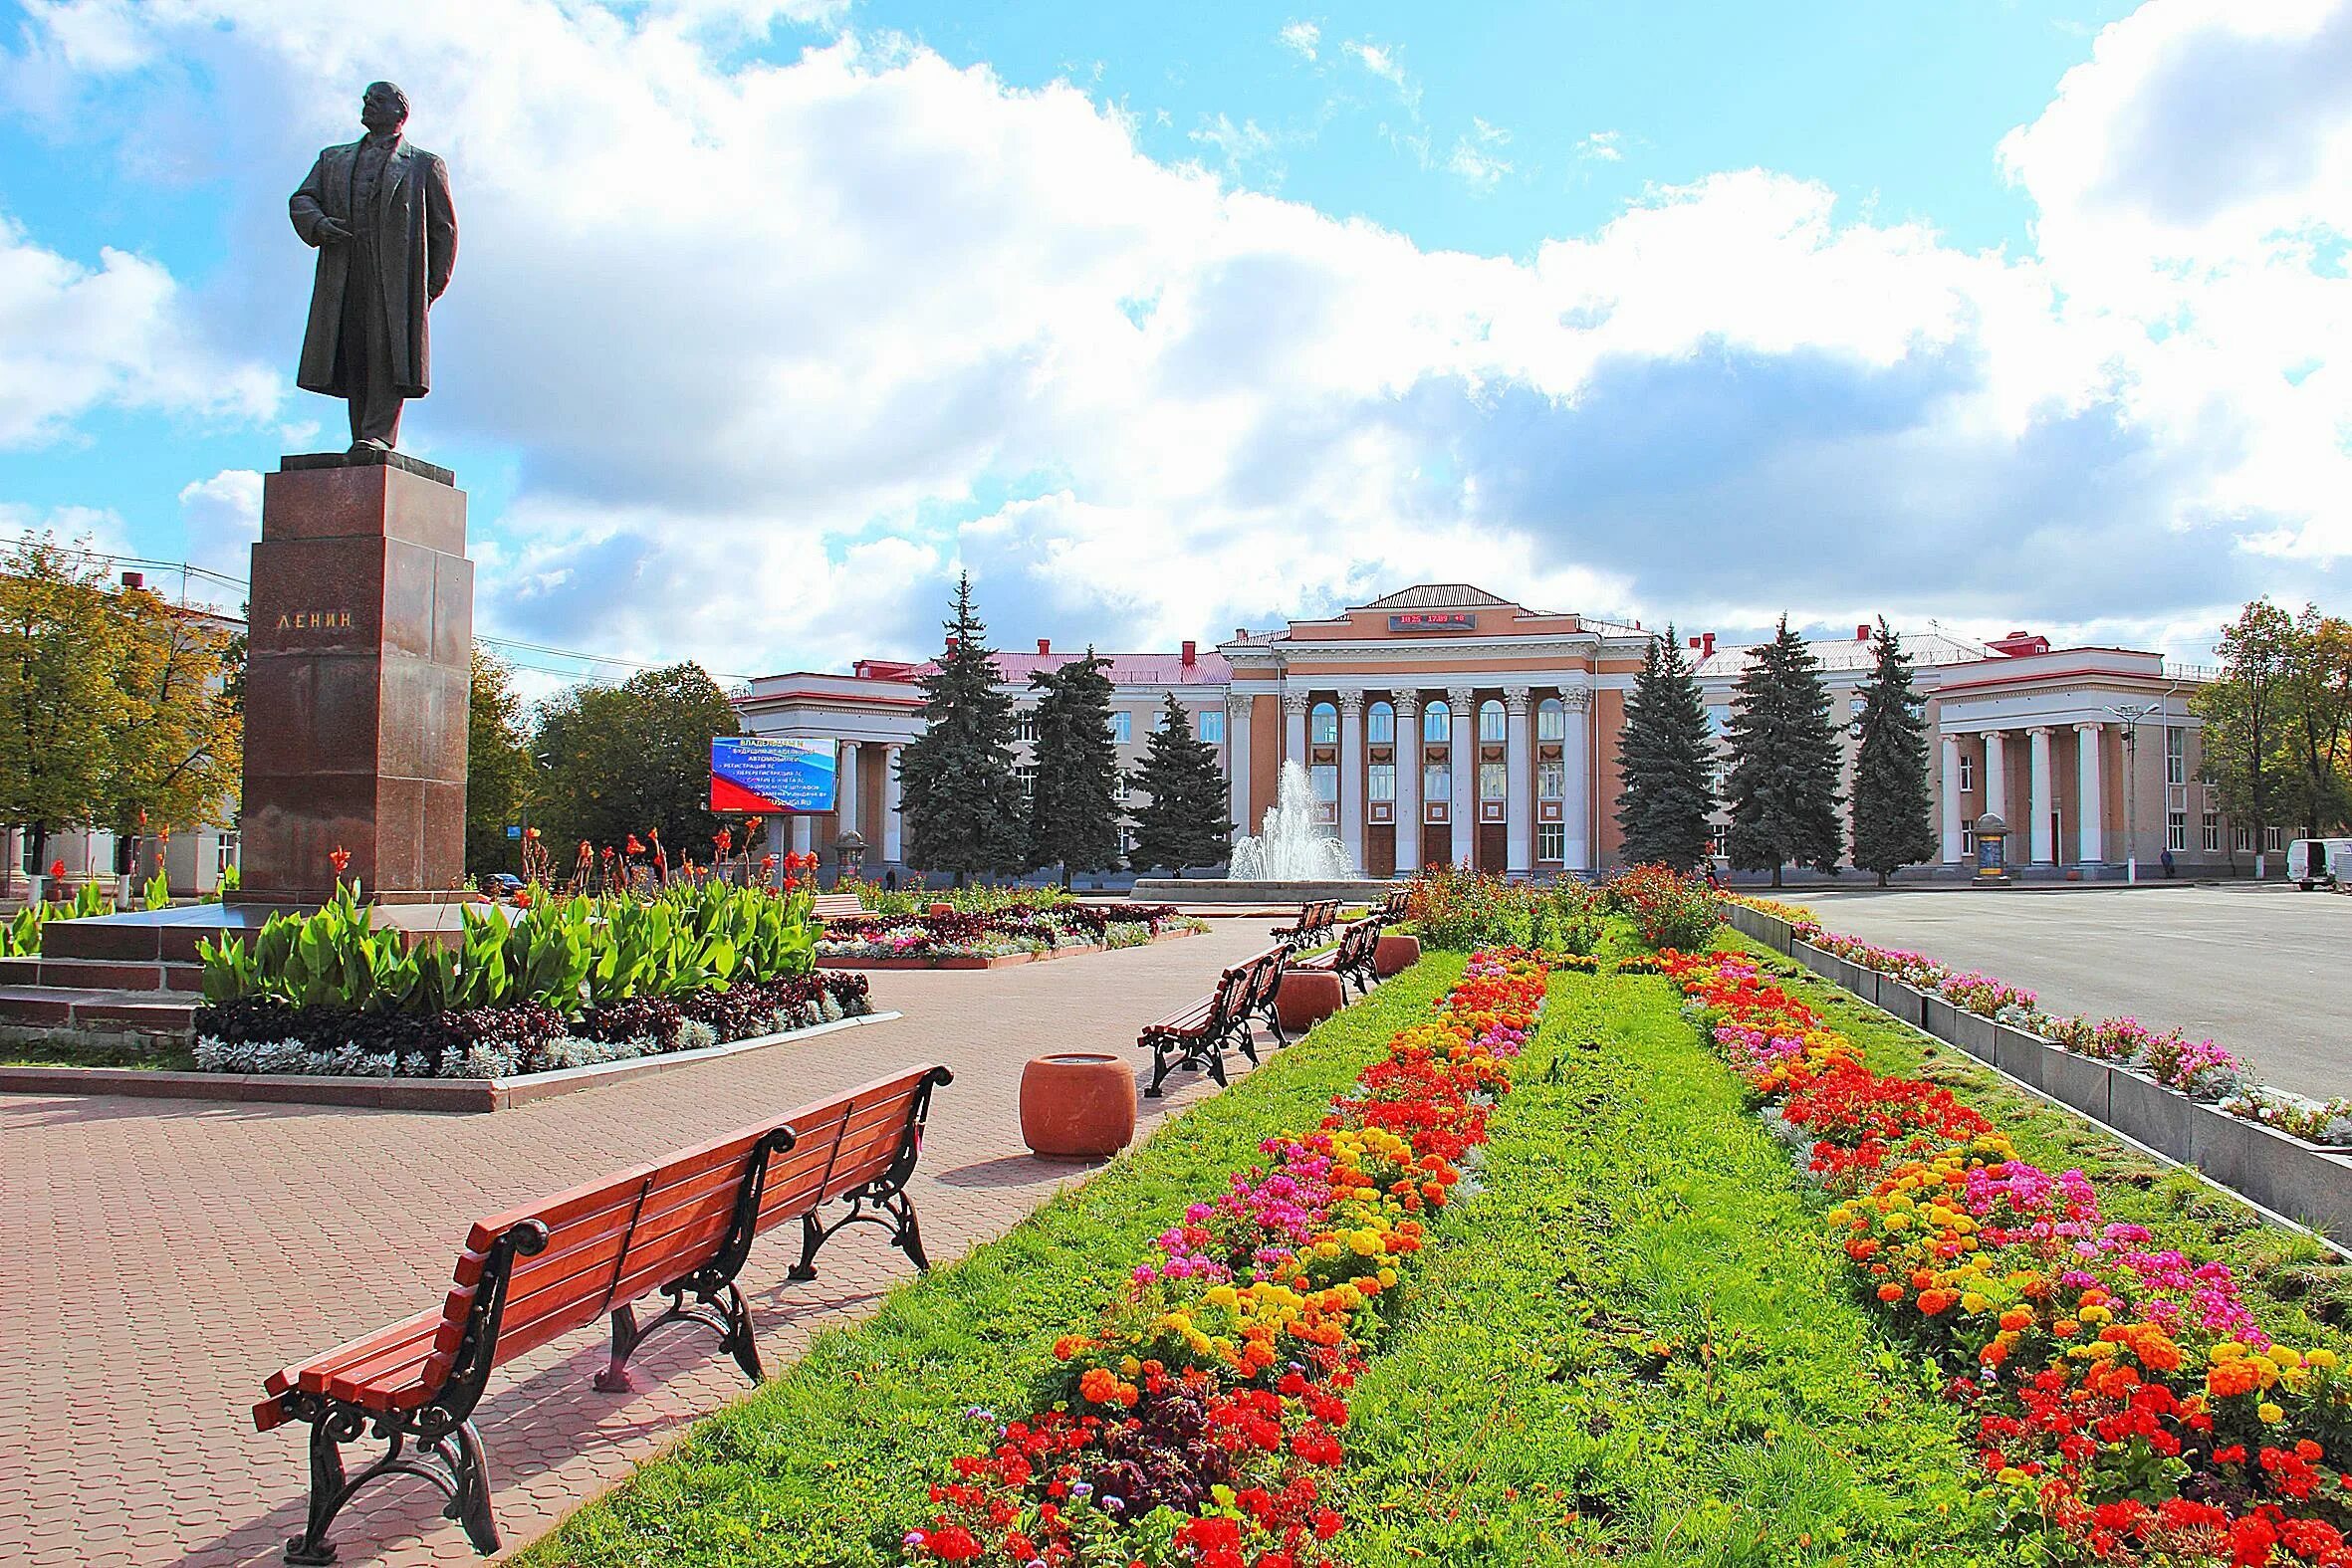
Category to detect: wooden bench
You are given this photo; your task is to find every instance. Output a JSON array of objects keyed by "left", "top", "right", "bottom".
[
  {"left": 1138, "top": 951, "right": 1280, "bottom": 1097},
  {"left": 1271, "top": 899, "right": 1338, "bottom": 952},
  {"left": 1238, "top": 943, "right": 1293, "bottom": 1048},
  {"left": 253, "top": 1063, "right": 953, "bottom": 1564},
  {"left": 1294, "top": 917, "right": 1381, "bottom": 997},
  {"left": 809, "top": 891, "right": 865, "bottom": 923},
  {"left": 1374, "top": 888, "right": 1409, "bottom": 924}
]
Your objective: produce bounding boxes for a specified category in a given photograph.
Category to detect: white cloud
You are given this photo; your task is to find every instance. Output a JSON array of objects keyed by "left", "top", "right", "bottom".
[
  {"left": 1445, "top": 116, "right": 1513, "bottom": 190},
  {"left": 176, "top": 467, "right": 263, "bottom": 585},
  {"left": 1190, "top": 112, "right": 1278, "bottom": 179},
  {"left": 1277, "top": 20, "right": 1319, "bottom": 62},
  {"left": 1576, "top": 129, "right": 1624, "bottom": 162},
  {"left": 1, "top": 0, "right": 2346, "bottom": 673},
  {"left": 0, "top": 216, "right": 277, "bottom": 447},
  {"left": 1340, "top": 38, "right": 1420, "bottom": 112}
]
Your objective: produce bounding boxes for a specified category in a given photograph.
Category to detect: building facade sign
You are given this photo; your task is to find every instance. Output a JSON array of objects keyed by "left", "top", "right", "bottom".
[{"left": 1387, "top": 611, "right": 1477, "bottom": 633}]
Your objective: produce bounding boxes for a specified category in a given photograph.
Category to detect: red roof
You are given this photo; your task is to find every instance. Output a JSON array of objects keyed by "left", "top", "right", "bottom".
[{"left": 912, "top": 649, "right": 1234, "bottom": 686}]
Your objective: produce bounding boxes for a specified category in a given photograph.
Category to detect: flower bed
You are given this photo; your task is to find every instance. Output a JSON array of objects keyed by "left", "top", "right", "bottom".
[
  {"left": 1728, "top": 895, "right": 2350, "bottom": 1135},
  {"left": 901, "top": 949, "right": 1546, "bottom": 1567},
  {"left": 191, "top": 879, "right": 856, "bottom": 1079},
  {"left": 1661, "top": 946, "right": 2352, "bottom": 1564},
  {"left": 818, "top": 904, "right": 1199, "bottom": 966}
]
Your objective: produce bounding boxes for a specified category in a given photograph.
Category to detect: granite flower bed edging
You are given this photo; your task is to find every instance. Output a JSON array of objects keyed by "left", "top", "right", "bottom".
[
  {"left": 0, "top": 1009, "right": 903, "bottom": 1113},
  {"left": 1744, "top": 905, "right": 2352, "bottom": 1243}
]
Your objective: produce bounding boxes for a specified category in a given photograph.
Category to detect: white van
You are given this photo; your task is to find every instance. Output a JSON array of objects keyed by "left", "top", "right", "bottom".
[{"left": 2287, "top": 837, "right": 2352, "bottom": 890}]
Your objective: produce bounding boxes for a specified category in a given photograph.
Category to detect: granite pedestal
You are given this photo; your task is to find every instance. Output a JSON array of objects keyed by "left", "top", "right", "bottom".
[{"left": 239, "top": 453, "right": 472, "bottom": 905}]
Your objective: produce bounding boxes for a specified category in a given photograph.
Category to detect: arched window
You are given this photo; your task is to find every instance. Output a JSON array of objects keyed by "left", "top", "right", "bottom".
[
  {"left": 1536, "top": 697, "right": 1566, "bottom": 742},
  {"left": 1422, "top": 700, "right": 1450, "bottom": 744},
  {"left": 1310, "top": 701, "right": 1338, "bottom": 746},
  {"left": 1367, "top": 700, "right": 1395, "bottom": 745},
  {"left": 1479, "top": 700, "right": 1506, "bottom": 743}
]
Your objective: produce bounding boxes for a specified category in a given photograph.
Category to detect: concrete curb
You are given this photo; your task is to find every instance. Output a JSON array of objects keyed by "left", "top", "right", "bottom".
[
  {"left": 0, "top": 1009, "right": 905, "bottom": 1114},
  {"left": 1730, "top": 903, "right": 2352, "bottom": 1244}
]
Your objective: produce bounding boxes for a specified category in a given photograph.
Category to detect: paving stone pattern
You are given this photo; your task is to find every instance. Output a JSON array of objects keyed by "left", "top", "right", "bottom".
[{"left": 1, "top": 920, "right": 1281, "bottom": 1567}]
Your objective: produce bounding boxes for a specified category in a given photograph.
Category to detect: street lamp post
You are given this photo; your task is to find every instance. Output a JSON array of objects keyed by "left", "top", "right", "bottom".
[{"left": 2104, "top": 698, "right": 2165, "bottom": 884}]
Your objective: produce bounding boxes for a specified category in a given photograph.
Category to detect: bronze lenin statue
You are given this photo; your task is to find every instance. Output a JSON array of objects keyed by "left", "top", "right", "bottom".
[{"left": 289, "top": 83, "right": 456, "bottom": 452}]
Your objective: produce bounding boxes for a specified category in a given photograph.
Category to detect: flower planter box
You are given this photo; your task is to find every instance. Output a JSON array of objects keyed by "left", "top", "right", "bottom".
[
  {"left": 2106, "top": 1069, "right": 2197, "bottom": 1163},
  {"left": 1791, "top": 941, "right": 1835, "bottom": 981},
  {"left": 0, "top": 1008, "right": 903, "bottom": 1113},
  {"left": 2188, "top": 1101, "right": 2352, "bottom": 1236},
  {"left": 1882, "top": 981, "right": 1928, "bottom": 1030},
  {"left": 2035, "top": 1042, "right": 2114, "bottom": 1123},
  {"left": 1991, "top": 1022, "right": 2052, "bottom": 1094},
  {"left": 1947, "top": 1007, "right": 1998, "bottom": 1061},
  {"left": 819, "top": 953, "right": 1033, "bottom": 971}
]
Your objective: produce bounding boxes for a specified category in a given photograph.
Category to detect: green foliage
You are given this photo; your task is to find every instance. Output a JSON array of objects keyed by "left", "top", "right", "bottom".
[
  {"left": 211, "top": 862, "right": 240, "bottom": 902},
  {"left": 1608, "top": 862, "right": 1724, "bottom": 950},
  {"left": 0, "top": 902, "right": 47, "bottom": 958},
  {"left": 897, "top": 573, "right": 1027, "bottom": 884},
  {"left": 1402, "top": 863, "right": 1532, "bottom": 950},
  {"left": 534, "top": 661, "right": 743, "bottom": 864},
  {"left": 1528, "top": 879, "right": 1607, "bottom": 957},
  {"left": 1024, "top": 648, "right": 1123, "bottom": 881},
  {"left": 1724, "top": 616, "right": 1844, "bottom": 886},
  {"left": 2196, "top": 599, "right": 2352, "bottom": 846},
  {"left": 466, "top": 647, "right": 536, "bottom": 874},
  {"left": 1126, "top": 695, "right": 1231, "bottom": 876},
  {"left": 518, "top": 957, "right": 1468, "bottom": 1568},
  {"left": 1849, "top": 620, "right": 1938, "bottom": 884},
  {"left": 1616, "top": 628, "right": 1718, "bottom": 870},
  {"left": 198, "top": 881, "right": 816, "bottom": 1017},
  {"left": 142, "top": 867, "right": 172, "bottom": 911}
]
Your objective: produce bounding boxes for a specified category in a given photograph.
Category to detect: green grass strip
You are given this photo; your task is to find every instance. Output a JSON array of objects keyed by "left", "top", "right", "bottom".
[
  {"left": 1715, "top": 930, "right": 2352, "bottom": 1356},
  {"left": 1331, "top": 967, "right": 2006, "bottom": 1566},
  {"left": 526, "top": 953, "right": 1468, "bottom": 1568}
]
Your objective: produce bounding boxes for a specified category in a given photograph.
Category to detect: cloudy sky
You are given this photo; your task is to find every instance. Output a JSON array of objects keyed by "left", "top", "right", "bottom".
[{"left": 1, "top": 0, "right": 2347, "bottom": 687}]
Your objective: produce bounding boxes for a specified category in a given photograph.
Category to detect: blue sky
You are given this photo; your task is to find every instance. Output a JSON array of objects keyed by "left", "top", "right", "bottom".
[{"left": 1, "top": 0, "right": 2346, "bottom": 686}]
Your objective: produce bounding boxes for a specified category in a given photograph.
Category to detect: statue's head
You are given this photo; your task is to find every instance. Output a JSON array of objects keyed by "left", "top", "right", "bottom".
[{"left": 359, "top": 81, "right": 409, "bottom": 133}]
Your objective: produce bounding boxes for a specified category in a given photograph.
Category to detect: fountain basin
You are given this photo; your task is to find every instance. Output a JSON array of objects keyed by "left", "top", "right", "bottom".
[{"left": 1130, "top": 877, "right": 1396, "bottom": 904}]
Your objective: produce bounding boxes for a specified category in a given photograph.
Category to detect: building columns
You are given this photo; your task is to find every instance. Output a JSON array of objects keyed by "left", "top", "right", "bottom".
[
  {"left": 1283, "top": 692, "right": 1308, "bottom": 770},
  {"left": 1561, "top": 689, "right": 1592, "bottom": 872},
  {"left": 836, "top": 742, "right": 860, "bottom": 842},
  {"left": 1504, "top": 687, "right": 1533, "bottom": 877},
  {"left": 1941, "top": 734, "right": 1966, "bottom": 863},
  {"left": 2028, "top": 726, "right": 2055, "bottom": 864},
  {"left": 881, "top": 744, "right": 903, "bottom": 865},
  {"left": 1227, "top": 694, "right": 1254, "bottom": 845},
  {"left": 1337, "top": 692, "right": 1365, "bottom": 875},
  {"left": 790, "top": 814, "right": 813, "bottom": 855},
  {"left": 2075, "top": 723, "right": 2104, "bottom": 864},
  {"left": 1984, "top": 730, "right": 2007, "bottom": 821},
  {"left": 1447, "top": 686, "right": 1476, "bottom": 867},
  {"left": 1393, "top": 691, "right": 1421, "bottom": 875}
]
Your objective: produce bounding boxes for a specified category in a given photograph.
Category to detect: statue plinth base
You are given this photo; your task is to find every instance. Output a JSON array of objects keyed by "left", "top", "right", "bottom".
[{"left": 235, "top": 454, "right": 472, "bottom": 906}]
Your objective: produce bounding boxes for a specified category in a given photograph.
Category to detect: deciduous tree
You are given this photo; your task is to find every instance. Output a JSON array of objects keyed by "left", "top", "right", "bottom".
[
  {"left": 534, "top": 662, "right": 741, "bottom": 864},
  {"left": 2194, "top": 600, "right": 2298, "bottom": 866},
  {"left": 105, "top": 583, "right": 243, "bottom": 866},
  {"left": 0, "top": 538, "right": 131, "bottom": 874},
  {"left": 466, "top": 648, "right": 535, "bottom": 874}
]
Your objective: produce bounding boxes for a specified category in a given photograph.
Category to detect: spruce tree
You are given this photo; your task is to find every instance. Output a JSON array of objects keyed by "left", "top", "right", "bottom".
[
  {"left": 1026, "top": 648, "right": 1124, "bottom": 885},
  {"left": 1724, "top": 616, "right": 1844, "bottom": 887},
  {"left": 1615, "top": 627, "right": 1717, "bottom": 869},
  {"left": 1127, "top": 695, "right": 1231, "bottom": 875},
  {"left": 1850, "top": 618, "right": 1938, "bottom": 886},
  {"left": 896, "top": 574, "right": 1026, "bottom": 885}
]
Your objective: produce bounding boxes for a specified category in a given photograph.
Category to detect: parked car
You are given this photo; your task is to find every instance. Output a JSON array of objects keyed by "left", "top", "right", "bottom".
[
  {"left": 2285, "top": 838, "right": 2352, "bottom": 890},
  {"left": 482, "top": 872, "right": 526, "bottom": 896}
]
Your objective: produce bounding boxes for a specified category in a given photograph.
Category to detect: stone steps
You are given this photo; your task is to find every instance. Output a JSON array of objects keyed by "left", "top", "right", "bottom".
[{"left": 0, "top": 985, "right": 198, "bottom": 1036}]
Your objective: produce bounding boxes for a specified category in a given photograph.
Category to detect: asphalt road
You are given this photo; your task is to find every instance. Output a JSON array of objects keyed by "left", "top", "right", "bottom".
[{"left": 1793, "top": 883, "right": 2352, "bottom": 1102}]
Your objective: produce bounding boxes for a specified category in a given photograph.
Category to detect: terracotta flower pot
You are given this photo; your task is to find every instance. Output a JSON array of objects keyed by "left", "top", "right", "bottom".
[
  {"left": 1276, "top": 970, "right": 1347, "bottom": 1033},
  {"left": 929, "top": 901, "right": 955, "bottom": 918},
  {"left": 1019, "top": 1052, "right": 1137, "bottom": 1159},
  {"left": 1373, "top": 933, "right": 1422, "bottom": 978}
]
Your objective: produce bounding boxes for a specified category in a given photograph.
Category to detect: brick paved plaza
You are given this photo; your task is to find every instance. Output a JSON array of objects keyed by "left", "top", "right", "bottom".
[{"left": 1, "top": 921, "right": 1274, "bottom": 1567}]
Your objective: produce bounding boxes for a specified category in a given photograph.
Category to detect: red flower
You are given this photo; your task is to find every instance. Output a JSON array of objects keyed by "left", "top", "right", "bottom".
[
  {"left": 624, "top": 834, "right": 645, "bottom": 855},
  {"left": 46, "top": 858, "right": 64, "bottom": 882},
  {"left": 714, "top": 828, "right": 732, "bottom": 855},
  {"left": 328, "top": 845, "right": 352, "bottom": 877}
]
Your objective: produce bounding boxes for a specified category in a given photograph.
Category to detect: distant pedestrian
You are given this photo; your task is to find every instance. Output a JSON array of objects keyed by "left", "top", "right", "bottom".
[{"left": 2161, "top": 847, "right": 2177, "bottom": 879}]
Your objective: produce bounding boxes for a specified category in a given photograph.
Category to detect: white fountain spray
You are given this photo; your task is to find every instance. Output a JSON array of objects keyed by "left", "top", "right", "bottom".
[{"left": 1228, "top": 761, "right": 1356, "bottom": 881}]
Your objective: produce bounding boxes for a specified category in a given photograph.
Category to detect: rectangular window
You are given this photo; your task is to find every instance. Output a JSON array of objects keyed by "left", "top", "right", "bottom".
[
  {"left": 1016, "top": 766, "right": 1037, "bottom": 801},
  {"left": 1424, "top": 763, "right": 1450, "bottom": 802},
  {"left": 2202, "top": 807, "right": 2220, "bottom": 852},
  {"left": 1310, "top": 764, "right": 1338, "bottom": 803},
  {"left": 2165, "top": 727, "right": 2186, "bottom": 786},
  {"left": 2234, "top": 825, "right": 2254, "bottom": 852},
  {"left": 1017, "top": 708, "right": 1038, "bottom": 744},
  {"left": 1958, "top": 755, "right": 1974, "bottom": 792},
  {"left": 1367, "top": 704, "right": 1395, "bottom": 745},
  {"left": 2168, "top": 809, "right": 2188, "bottom": 853},
  {"left": 1536, "top": 822, "right": 1564, "bottom": 862},
  {"left": 1108, "top": 711, "right": 1131, "bottom": 743},
  {"left": 1710, "top": 822, "right": 1731, "bottom": 858},
  {"left": 1536, "top": 759, "right": 1565, "bottom": 799},
  {"left": 1479, "top": 760, "right": 1507, "bottom": 800},
  {"left": 1368, "top": 762, "right": 1396, "bottom": 801},
  {"left": 1962, "top": 821, "right": 1977, "bottom": 855},
  {"left": 2265, "top": 826, "right": 2284, "bottom": 851},
  {"left": 1198, "top": 709, "right": 1224, "bottom": 744}
]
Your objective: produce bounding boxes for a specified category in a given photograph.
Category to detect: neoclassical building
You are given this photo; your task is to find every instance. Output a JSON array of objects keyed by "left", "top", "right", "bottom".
[{"left": 739, "top": 583, "right": 2247, "bottom": 881}]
